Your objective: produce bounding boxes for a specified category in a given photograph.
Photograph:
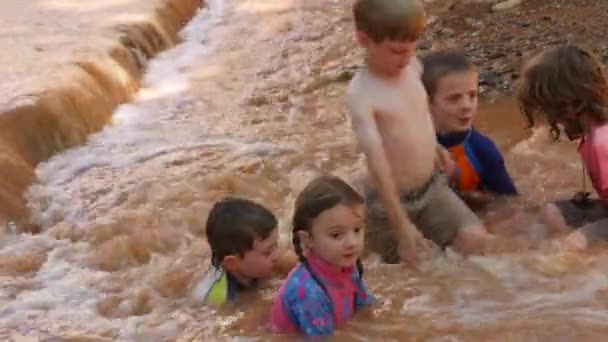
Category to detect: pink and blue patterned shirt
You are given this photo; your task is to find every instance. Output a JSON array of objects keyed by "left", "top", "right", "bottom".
[{"left": 269, "top": 251, "right": 373, "bottom": 337}]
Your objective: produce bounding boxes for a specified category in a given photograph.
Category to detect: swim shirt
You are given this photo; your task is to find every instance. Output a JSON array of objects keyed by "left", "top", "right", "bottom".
[
  {"left": 579, "top": 123, "right": 608, "bottom": 200},
  {"left": 269, "top": 251, "right": 372, "bottom": 337},
  {"left": 193, "top": 266, "right": 257, "bottom": 305},
  {"left": 437, "top": 128, "right": 517, "bottom": 195}
]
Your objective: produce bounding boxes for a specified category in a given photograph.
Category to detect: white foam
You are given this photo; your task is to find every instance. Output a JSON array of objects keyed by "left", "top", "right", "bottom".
[
  {"left": 1, "top": 2, "right": 232, "bottom": 338},
  {"left": 26, "top": 0, "right": 293, "bottom": 229}
]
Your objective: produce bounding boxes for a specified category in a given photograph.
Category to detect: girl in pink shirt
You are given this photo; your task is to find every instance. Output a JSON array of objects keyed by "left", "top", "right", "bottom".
[
  {"left": 519, "top": 44, "right": 608, "bottom": 249},
  {"left": 269, "top": 175, "right": 373, "bottom": 337}
]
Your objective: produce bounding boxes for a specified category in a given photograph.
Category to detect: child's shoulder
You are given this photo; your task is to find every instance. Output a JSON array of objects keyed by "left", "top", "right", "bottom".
[
  {"left": 467, "top": 129, "right": 509, "bottom": 167},
  {"left": 278, "top": 264, "right": 326, "bottom": 303},
  {"left": 191, "top": 266, "right": 227, "bottom": 305},
  {"left": 346, "top": 67, "right": 403, "bottom": 113},
  {"left": 592, "top": 124, "right": 608, "bottom": 146},
  {"left": 468, "top": 128, "right": 500, "bottom": 151},
  {"left": 347, "top": 68, "right": 372, "bottom": 97},
  {"left": 346, "top": 69, "right": 376, "bottom": 116}
]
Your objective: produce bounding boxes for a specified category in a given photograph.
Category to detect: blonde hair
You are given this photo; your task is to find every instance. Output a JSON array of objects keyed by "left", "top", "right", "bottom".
[{"left": 353, "top": 0, "right": 425, "bottom": 43}]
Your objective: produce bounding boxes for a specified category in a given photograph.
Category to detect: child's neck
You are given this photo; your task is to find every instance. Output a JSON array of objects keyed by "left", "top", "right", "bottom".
[
  {"left": 582, "top": 115, "right": 605, "bottom": 134},
  {"left": 438, "top": 127, "right": 471, "bottom": 136},
  {"left": 228, "top": 270, "right": 255, "bottom": 287},
  {"left": 365, "top": 58, "right": 401, "bottom": 81},
  {"left": 306, "top": 250, "right": 353, "bottom": 274}
]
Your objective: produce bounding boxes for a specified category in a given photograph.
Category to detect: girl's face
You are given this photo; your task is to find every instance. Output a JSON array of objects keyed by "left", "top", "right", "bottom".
[{"left": 299, "top": 203, "right": 366, "bottom": 268}]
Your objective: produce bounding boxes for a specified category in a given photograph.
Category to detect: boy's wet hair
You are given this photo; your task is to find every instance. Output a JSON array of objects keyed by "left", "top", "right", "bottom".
[
  {"left": 206, "top": 197, "right": 277, "bottom": 268},
  {"left": 353, "top": 0, "right": 425, "bottom": 43},
  {"left": 518, "top": 44, "right": 608, "bottom": 140},
  {"left": 421, "top": 50, "right": 475, "bottom": 98},
  {"left": 292, "top": 175, "right": 365, "bottom": 298}
]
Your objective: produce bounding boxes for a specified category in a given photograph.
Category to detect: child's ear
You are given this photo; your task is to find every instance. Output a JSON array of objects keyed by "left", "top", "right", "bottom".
[
  {"left": 356, "top": 31, "right": 372, "bottom": 47},
  {"left": 297, "top": 230, "right": 313, "bottom": 250},
  {"left": 221, "top": 255, "right": 241, "bottom": 273}
]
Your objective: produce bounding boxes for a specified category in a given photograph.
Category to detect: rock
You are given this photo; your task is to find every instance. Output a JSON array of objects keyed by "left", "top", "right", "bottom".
[
  {"left": 246, "top": 95, "right": 270, "bottom": 107},
  {"left": 492, "top": 0, "right": 523, "bottom": 12},
  {"left": 487, "top": 51, "right": 506, "bottom": 60},
  {"left": 479, "top": 71, "right": 501, "bottom": 87},
  {"left": 418, "top": 41, "right": 431, "bottom": 51},
  {"left": 440, "top": 28, "right": 456, "bottom": 37}
]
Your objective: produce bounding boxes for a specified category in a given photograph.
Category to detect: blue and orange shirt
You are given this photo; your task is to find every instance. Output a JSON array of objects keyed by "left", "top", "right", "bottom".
[{"left": 438, "top": 128, "right": 517, "bottom": 195}]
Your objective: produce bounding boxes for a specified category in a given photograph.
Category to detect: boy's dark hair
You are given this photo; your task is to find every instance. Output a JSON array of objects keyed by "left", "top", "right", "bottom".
[
  {"left": 206, "top": 197, "right": 277, "bottom": 268},
  {"left": 421, "top": 50, "right": 475, "bottom": 98},
  {"left": 353, "top": 0, "right": 425, "bottom": 43},
  {"left": 518, "top": 44, "right": 608, "bottom": 140},
  {"left": 292, "top": 175, "right": 365, "bottom": 302}
]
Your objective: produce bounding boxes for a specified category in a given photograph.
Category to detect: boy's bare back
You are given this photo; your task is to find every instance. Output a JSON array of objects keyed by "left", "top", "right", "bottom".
[{"left": 347, "top": 58, "right": 437, "bottom": 192}]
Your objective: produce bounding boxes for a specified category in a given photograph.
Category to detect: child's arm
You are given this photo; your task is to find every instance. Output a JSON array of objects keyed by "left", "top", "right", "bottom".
[
  {"left": 348, "top": 99, "right": 425, "bottom": 264},
  {"left": 460, "top": 191, "right": 495, "bottom": 208},
  {"left": 354, "top": 271, "right": 374, "bottom": 308},
  {"left": 475, "top": 133, "right": 518, "bottom": 195},
  {"left": 282, "top": 285, "right": 335, "bottom": 336},
  {"left": 590, "top": 137, "right": 608, "bottom": 201},
  {"left": 436, "top": 144, "right": 456, "bottom": 177}
]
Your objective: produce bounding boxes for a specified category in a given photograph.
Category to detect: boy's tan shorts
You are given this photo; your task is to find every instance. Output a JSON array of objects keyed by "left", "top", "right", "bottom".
[{"left": 363, "top": 173, "right": 481, "bottom": 263}]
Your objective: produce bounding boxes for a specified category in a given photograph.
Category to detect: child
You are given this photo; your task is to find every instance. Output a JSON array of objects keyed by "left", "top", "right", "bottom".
[
  {"left": 421, "top": 51, "right": 518, "bottom": 205},
  {"left": 193, "top": 197, "right": 280, "bottom": 305},
  {"left": 347, "top": 0, "right": 490, "bottom": 264},
  {"left": 269, "top": 175, "right": 373, "bottom": 337},
  {"left": 519, "top": 44, "right": 608, "bottom": 250}
]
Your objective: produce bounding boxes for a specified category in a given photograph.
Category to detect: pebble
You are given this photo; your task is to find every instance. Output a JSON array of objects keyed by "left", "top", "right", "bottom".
[{"left": 492, "top": 0, "right": 523, "bottom": 12}]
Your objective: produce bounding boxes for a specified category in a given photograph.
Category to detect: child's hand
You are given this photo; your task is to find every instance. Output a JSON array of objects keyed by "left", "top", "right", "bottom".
[
  {"left": 397, "top": 225, "right": 431, "bottom": 268},
  {"left": 442, "top": 157, "right": 456, "bottom": 177},
  {"left": 436, "top": 145, "right": 456, "bottom": 177},
  {"left": 462, "top": 191, "right": 494, "bottom": 207}
]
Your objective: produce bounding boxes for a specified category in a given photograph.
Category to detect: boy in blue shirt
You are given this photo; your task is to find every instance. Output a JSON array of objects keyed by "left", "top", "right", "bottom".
[{"left": 421, "top": 51, "right": 518, "bottom": 205}]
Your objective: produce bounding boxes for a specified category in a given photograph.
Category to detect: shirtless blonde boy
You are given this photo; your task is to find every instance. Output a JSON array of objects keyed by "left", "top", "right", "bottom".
[{"left": 347, "top": 0, "right": 490, "bottom": 265}]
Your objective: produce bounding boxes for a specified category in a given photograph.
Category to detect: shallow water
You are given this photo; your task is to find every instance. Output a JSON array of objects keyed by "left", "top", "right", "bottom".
[{"left": 2, "top": 0, "right": 608, "bottom": 341}]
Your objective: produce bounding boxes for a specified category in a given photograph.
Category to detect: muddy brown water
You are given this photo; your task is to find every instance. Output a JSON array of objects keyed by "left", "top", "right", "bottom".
[{"left": 2, "top": 0, "right": 608, "bottom": 341}]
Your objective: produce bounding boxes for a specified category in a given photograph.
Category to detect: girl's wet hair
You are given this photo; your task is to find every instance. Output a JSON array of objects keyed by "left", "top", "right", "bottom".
[
  {"left": 292, "top": 175, "right": 365, "bottom": 298},
  {"left": 518, "top": 44, "right": 608, "bottom": 140}
]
